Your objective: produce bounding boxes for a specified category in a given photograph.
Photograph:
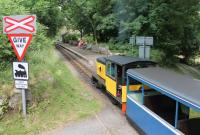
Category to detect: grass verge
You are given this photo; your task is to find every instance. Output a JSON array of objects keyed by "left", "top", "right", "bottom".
[{"left": 0, "top": 45, "right": 101, "bottom": 135}]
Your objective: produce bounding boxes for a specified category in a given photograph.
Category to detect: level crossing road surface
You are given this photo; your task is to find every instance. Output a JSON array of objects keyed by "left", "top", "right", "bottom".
[{"left": 47, "top": 48, "right": 140, "bottom": 135}]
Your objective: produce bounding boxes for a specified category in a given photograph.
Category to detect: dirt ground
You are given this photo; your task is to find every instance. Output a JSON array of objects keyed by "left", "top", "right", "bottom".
[{"left": 47, "top": 48, "right": 139, "bottom": 135}]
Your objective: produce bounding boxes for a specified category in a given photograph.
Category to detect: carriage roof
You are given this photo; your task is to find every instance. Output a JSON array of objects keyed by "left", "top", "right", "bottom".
[{"left": 127, "top": 67, "right": 200, "bottom": 111}]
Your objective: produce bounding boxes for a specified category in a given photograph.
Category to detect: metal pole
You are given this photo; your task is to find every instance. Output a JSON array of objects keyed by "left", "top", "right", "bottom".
[
  {"left": 144, "top": 46, "right": 145, "bottom": 59},
  {"left": 21, "top": 89, "right": 26, "bottom": 117},
  {"left": 132, "top": 37, "right": 134, "bottom": 54},
  {"left": 132, "top": 44, "right": 133, "bottom": 55},
  {"left": 126, "top": 76, "right": 130, "bottom": 94},
  {"left": 174, "top": 101, "right": 179, "bottom": 128},
  {"left": 141, "top": 84, "right": 144, "bottom": 104}
]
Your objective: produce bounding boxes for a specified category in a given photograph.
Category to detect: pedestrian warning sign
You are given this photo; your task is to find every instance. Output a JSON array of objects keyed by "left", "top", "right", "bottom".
[
  {"left": 8, "top": 34, "right": 32, "bottom": 61},
  {"left": 13, "top": 62, "right": 29, "bottom": 80}
]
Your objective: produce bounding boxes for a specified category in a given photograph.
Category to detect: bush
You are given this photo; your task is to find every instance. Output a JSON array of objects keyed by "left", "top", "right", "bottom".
[
  {"left": 150, "top": 49, "right": 163, "bottom": 62},
  {"left": 108, "top": 42, "right": 130, "bottom": 51},
  {"left": 108, "top": 42, "right": 137, "bottom": 55},
  {"left": 83, "top": 35, "right": 95, "bottom": 43},
  {"left": 62, "top": 34, "right": 78, "bottom": 43}
]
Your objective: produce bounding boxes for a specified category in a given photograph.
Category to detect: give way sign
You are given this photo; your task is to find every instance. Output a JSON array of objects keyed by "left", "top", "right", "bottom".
[
  {"left": 8, "top": 34, "right": 32, "bottom": 61},
  {"left": 3, "top": 15, "right": 36, "bottom": 34}
]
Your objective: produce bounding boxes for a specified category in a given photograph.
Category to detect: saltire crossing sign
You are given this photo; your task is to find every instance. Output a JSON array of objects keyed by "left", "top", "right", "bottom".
[{"left": 3, "top": 15, "right": 36, "bottom": 34}]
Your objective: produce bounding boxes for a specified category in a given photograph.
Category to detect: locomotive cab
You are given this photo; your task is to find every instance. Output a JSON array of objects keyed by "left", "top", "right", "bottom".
[{"left": 93, "top": 55, "right": 157, "bottom": 112}]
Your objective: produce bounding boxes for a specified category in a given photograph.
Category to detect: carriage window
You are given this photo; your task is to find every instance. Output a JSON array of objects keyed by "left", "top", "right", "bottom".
[{"left": 106, "top": 61, "right": 116, "bottom": 79}]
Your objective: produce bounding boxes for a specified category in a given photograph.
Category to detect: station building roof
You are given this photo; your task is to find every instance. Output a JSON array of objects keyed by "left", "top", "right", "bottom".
[
  {"left": 104, "top": 55, "right": 156, "bottom": 66},
  {"left": 127, "top": 67, "right": 200, "bottom": 111}
]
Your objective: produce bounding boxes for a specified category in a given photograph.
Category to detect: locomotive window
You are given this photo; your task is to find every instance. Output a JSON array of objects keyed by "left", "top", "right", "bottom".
[{"left": 106, "top": 61, "right": 116, "bottom": 79}]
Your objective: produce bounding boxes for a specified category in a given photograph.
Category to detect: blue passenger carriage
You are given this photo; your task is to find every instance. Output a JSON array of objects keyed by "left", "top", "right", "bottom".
[{"left": 126, "top": 67, "right": 200, "bottom": 135}]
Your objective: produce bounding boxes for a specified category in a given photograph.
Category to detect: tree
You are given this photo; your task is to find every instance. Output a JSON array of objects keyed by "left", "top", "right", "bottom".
[
  {"left": 114, "top": 0, "right": 149, "bottom": 41},
  {"left": 25, "top": 0, "right": 65, "bottom": 36},
  {"left": 148, "top": 0, "right": 200, "bottom": 63},
  {"left": 63, "top": 0, "right": 118, "bottom": 42},
  {"left": 63, "top": 0, "right": 92, "bottom": 39}
]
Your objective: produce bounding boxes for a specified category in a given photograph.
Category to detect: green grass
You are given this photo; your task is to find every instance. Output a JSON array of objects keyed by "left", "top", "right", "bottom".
[
  {"left": 0, "top": 45, "right": 101, "bottom": 135},
  {"left": 190, "top": 109, "right": 200, "bottom": 119},
  {"left": 0, "top": 64, "right": 13, "bottom": 97}
]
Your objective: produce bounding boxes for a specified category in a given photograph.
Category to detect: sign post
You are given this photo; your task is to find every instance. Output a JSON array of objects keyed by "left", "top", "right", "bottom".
[
  {"left": 3, "top": 15, "right": 36, "bottom": 117},
  {"left": 13, "top": 61, "right": 29, "bottom": 117},
  {"left": 22, "top": 89, "right": 26, "bottom": 116},
  {"left": 136, "top": 36, "right": 153, "bottom": 59},
  {"left": 129, "top": 36, "right": 136, "bottom": 53}
]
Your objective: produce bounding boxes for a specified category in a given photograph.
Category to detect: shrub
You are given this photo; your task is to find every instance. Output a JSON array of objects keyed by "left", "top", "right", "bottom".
[
  {"left": 83, "top": 35, "right": 94, "bottom": 43},
  {"left": 62, "top": 34, "right": 78, "bottom": 43}
]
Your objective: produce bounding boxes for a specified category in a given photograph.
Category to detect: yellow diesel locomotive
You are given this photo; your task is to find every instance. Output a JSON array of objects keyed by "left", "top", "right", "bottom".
[{"left": 92, "top": 55, "right": 157, "bottom": 112}]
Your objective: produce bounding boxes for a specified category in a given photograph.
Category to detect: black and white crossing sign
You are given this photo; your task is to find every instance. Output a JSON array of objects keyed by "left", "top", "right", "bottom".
[
  {"left": 145, "top": 37, "right": 153, "bottom": 46},
  {"left": 13, "top": 62, "right": 29, "bottom": 80},
  {"left": 136, "top": 36, "right": 145, "bottom": 45},
  {"left": 136, "top": 36, "right": 153, "bottom": 46},
  {"left": 15, "top": 80, "right": 28, "bottom": 89}
]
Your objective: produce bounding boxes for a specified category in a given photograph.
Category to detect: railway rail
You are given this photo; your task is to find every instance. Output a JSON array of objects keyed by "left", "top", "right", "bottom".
[{"left": 56, "top": 44, "right": 93, "bottom": 82}]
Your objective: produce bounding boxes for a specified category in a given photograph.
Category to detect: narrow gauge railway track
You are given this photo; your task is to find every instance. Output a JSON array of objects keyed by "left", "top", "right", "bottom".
[{"left": 56, "top": 44, "right": 93, "bottom": 81}]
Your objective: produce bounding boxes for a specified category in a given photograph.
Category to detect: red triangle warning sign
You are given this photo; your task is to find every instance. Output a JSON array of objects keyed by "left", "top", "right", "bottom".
[{"left": 8, "top": 34, "right": 32, "bottom": 61}]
